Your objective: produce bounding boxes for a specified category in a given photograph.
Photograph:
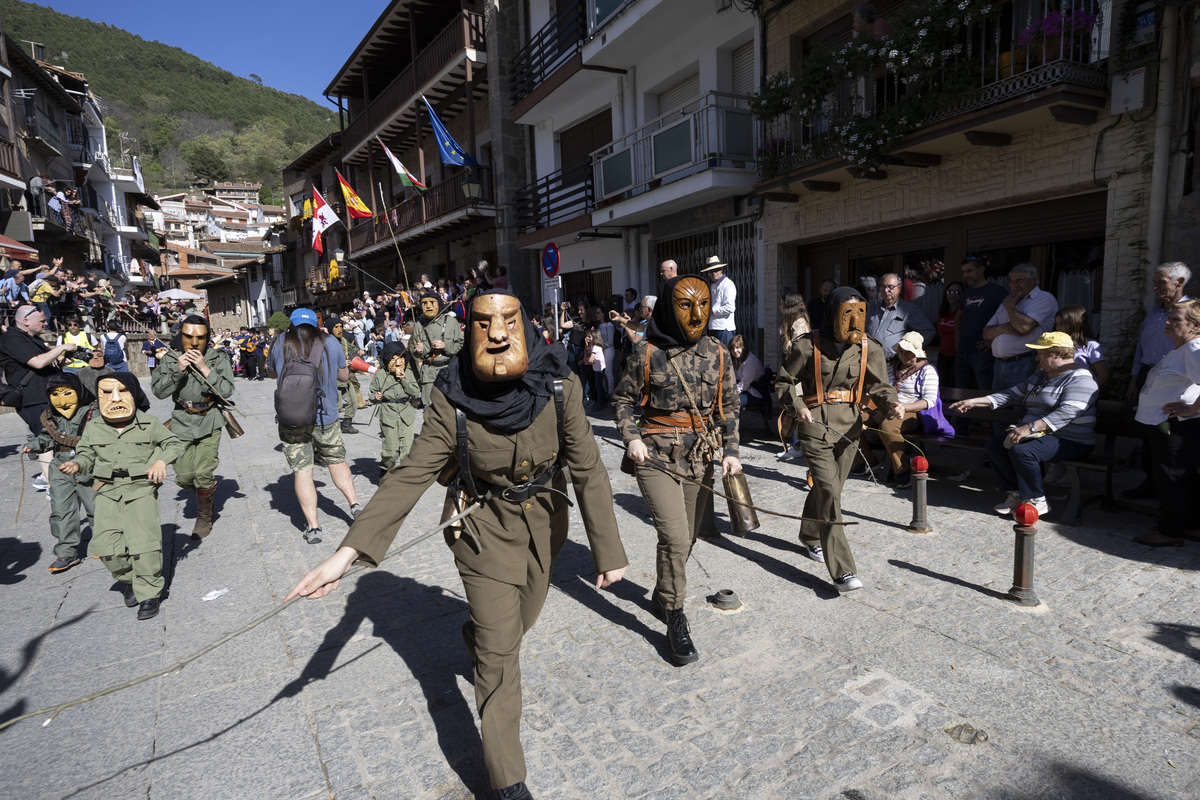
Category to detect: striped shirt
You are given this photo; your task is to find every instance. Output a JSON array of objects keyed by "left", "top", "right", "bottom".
[
  {"left": 889, "top": 362, "right": 939, "bottom": 406},
  {"left": 987, "top": 365, "right": 1099, "bottom": 444}
]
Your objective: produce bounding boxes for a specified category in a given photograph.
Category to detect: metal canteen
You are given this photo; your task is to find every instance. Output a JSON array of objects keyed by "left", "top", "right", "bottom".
[{"left": 722, "top": 470, "right": 759, "bottom": 535}]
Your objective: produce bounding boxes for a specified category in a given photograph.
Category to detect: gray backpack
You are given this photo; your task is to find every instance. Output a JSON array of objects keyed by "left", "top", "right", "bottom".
[{"left": 274, "top": 339, "right": 326, "bottom": 427}]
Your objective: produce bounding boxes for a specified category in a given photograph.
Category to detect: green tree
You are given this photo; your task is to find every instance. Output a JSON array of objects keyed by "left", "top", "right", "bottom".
[{"left": 182, "top": 140, "right": 229, "bottom": 183}]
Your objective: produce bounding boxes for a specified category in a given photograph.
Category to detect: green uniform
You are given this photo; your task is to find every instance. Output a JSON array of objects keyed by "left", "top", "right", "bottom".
[
  {"left": 612, "top": 336, "right": 739, "bottom": 609},
  {"left": 28, "top": 407, "right": 97, "bottom": 559},
  {"left": 71, "top": 410, "right": 184, "bottom": 601},
  {"left": 151, "top": 347, "right": 234, "bottom": 491},
  {"left": 368, "top": 367, "right": 420, "bottom": 470},
  {"left": 342, "top": 375, "right": 627, "bottom": 789},
  {"left": 336, "top": 335, "right": 359, "bottom": 423},
  {"left": 409, "top": 313, "right": 464, "bottom": 406},
  {"left": 775, "top": 334, "right": 896, "bottom": 581}
]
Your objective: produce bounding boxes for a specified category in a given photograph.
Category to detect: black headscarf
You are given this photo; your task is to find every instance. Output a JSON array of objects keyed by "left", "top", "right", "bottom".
[
  {"left": 818, "top": 286, "right": 867, "bottom": 341},
  {"left": 380, "top": 341, "right": 410, "bottom": 371},
  {"left": 169, "top": 314, "right": 210, "bottom": 352},
  {"left": 45, "top": 372, "right": 94, "bottom": 410},
  {"left": 645, "top": 275, "right": 705, "bottom": 348},
  {"left": 323, "top": 319, "right": 343, "bottom": 338},
  {"left": 434, "top": 290, "right": 569, "bottom": 434},
  {"left": 97, "top": 371, "right": 151, "bottom": 413}
]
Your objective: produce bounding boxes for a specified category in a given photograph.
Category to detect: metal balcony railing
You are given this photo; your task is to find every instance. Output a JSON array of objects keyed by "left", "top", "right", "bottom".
[
  {"left": 592, "top": 92, "right": 755, "bottom": 201},
  {"left": 342, "top": 10, "right": 486, "bottom": 154},
  {"left": 514, "top": 165, "right": 594, "bottom": 235},
  {"left": 348, "top": 166, "right": 494, "bottom": 252},
  {"left": 511, "top": 2, "right": 586, "bottom": 107},
  {"left": 22, "top": 100, "right": 63, "bottom": 153},
  {"left": 757, "top": 0, "right": 1110, "bottom": 180}
]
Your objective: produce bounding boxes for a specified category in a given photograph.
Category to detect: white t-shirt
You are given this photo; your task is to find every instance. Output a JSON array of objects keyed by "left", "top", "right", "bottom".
[
  {"left": 590, "top": 345, "right": 606, "bottom": 373},
  {"left": 1136, "top": 339, "right": 1200, "bottom": 425}
]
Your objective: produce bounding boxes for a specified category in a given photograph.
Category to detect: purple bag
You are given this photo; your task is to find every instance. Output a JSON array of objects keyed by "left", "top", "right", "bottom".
[{"left": 914, "top": 367, "right": 955, "bottom": 437}]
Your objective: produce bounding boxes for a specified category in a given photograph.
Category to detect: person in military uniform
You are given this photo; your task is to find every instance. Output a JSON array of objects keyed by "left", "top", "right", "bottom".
[
  {"left": 151, "top": 314, "right": 235, "bottom": 539},
  {"left": 287, "top": 291, "right": 628, "bottom": 800},
  {"left": 409, "top": 290, "right": 464, "bottom": 407},
  {"left": 60, "top": 373, "right": 184, "bottom": 620},
  {"left": 369, "top": 340, "right": 420, "bottom": 474},
  {"left": 612, "top": 275, "right": 741, "bottom": 666},
  {"left": 325, "top": 318, "right": 360, "bottom": 435},
  {"left": 23, "top": 373, "right": 98, "bottom": 573},
  {"left": 775, "top": 286, "right": 900, "bottom": 593}
]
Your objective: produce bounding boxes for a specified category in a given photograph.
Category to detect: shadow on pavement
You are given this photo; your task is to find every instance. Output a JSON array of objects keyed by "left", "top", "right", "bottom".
[
  {"left": 611, "top": 492, "right": 649, "bottom": 520},
  {"left": 708, "top": 534, "right": 839, "bottom": 599},
  {"left": 261, "top": 473, "right": 352, "bottom": 531},
  {"left": 276, "top": 571, "right": 489, "bottom": 796},
  {"left": 887, "top": 558, "right": 1009, "bottom": 601},
  {"left": 1149, "top": 621, "right": 1200, "bottom": 664},
  {"left": 0, "top": 536, "right": 42, "bottom": 585},
  {"left": 0, "top": 608, "right": 96, "bottom": 726}
]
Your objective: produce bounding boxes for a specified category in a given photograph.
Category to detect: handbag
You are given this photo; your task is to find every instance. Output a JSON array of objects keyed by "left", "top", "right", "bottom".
[{"left": 914, "top": 367, "right": 955, "bottom": 437}]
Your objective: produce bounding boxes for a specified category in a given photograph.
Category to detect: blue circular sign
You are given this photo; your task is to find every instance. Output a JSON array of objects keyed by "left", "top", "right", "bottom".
[{"left": 542, "top": 243, "right": 560, "bottom": 278}]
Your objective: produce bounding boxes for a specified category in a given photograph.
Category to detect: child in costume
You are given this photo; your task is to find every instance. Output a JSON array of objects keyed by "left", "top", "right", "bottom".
[
  {"left": 369, "top": 341, "right": 421, "bottom": 473},
  {"left": 60, "top": 373, "right": 183, "bottom": 620},
  {"left": 24, "top": 373, "right": 98, "bottom": 573}
]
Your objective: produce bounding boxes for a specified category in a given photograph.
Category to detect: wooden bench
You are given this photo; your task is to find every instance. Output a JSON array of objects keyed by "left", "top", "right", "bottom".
[{"left": 907, "top": 388, "right": 1141, "bottom": 525}]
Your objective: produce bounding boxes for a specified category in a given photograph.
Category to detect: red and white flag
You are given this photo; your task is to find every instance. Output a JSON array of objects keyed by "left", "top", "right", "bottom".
[{"left": 311, "top": 188, "right": 340, "bottom": 255}]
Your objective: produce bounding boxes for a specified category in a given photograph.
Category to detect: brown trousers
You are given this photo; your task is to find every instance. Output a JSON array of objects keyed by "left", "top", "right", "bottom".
[
  {"left": 636, "top": 461, "right": 713, "bottom": 609},
  {"left": 859, "top": 410, "right": 923, "bottom": 475}
]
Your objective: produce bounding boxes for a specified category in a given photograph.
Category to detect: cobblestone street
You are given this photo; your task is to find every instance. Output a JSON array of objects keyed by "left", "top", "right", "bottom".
[{"left": 1, "top": 377, "right": 1198, "bottom": 799}]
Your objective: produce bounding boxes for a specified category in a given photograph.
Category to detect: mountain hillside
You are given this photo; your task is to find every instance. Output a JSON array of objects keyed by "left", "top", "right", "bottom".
[{"left": 0, "top": 0, "right": 337, "bottom": 197}]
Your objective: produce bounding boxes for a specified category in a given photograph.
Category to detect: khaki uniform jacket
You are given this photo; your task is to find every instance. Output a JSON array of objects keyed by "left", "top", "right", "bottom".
[
  {"left": 29, "top": 405, "right": 96, "bottom": 477},
  {"left": 775, "top": 334, "right": 897, "bottom": 442},
  {"left": 409, "top": 314, "right": 464, "bottom": 384},
  {"left": 150, "top": 348, "right": 235, "bottom": 441},
  {"left": 611, "top": 337, "right": 740, "bottom": 478},
  {"left": 368, "top": 368, "right": 420, "bottom": 427},
  {"left": 342, "top": 373, "right": 627, "bottom": 585},
  {"left": 72, "top": 410, "right": 184, "bottom": 496}
]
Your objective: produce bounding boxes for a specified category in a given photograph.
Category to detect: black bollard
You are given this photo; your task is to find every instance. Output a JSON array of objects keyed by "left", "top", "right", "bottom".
[
  {"left": 906, "top": 456, "right": 933, "bottom": 534},
  {"left": 1007, "top": 504, "right": 1040, "bottom": 607}
]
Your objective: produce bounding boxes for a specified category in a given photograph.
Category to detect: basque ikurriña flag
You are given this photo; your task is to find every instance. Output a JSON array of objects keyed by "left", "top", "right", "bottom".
[
  {"left": 377, "top": 136, "right": 427, "bottom": 191},
  {"left": 422, "top": 96, "right": 477, "bottom": 167},
  {"left": 335, "top": 170, "right": 373, "bottom": 219},
  {"left": 311, "top": 188, "right": 340, "bottom": 256}
]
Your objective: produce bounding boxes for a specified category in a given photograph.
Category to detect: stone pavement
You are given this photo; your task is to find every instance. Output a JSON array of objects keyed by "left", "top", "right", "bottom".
[{"left": 1, "top": 374, "right": 1198, "bottom": 800}]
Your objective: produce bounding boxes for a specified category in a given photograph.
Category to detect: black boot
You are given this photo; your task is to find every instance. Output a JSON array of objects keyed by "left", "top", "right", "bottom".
[
  {"left": 341, "top": 420, "right": 358, "bottom": 435},
  {"left": 496, "top": 782, "right": 533, "bottom": 800},
  {"left": 137, "top": 597, "right": 161, "bottom": 620},
  {"left": 665, "top": 608, "right": 699, "bottom": 666}
]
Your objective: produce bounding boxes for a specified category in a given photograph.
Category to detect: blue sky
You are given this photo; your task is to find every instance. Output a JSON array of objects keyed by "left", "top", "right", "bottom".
[{"left": 32, "top": 1, "right": 385, "bottom": 108}]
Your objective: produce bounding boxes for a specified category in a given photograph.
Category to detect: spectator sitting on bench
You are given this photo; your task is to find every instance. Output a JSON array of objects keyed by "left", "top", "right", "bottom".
[
  {"left": 851, "top": 331, "right": 944, "bottom": 488},
  {"left": 729, "top": 335, "right": 764, "bottom": 408},
  {"left": 949, "top": 331, "right": 1099, "bottom": 517}
]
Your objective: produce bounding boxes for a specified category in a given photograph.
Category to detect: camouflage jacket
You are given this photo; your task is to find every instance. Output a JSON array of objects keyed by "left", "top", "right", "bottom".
[{"left": 612, "top": 336, "right": 739, "bottom": 476}]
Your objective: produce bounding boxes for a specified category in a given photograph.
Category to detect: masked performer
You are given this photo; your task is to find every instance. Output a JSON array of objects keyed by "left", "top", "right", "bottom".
[
  {"left": 369, "top": 341, "right": 421, "bottom": 473},
  {"left": 409, "top": 290, "right": 464, "bottom": 407},
  {"left": 325, "top": 318, "right": 360, "bottom": 435},
  {"left": 23, "top": 374, "right": 97, "bottom": 573},
  {"left": 287, "top": 291, "right": 627, "bottom": 800},
  {"left": 61, "top": 373, "right": 183, "bottom": 620},
  {"left": 775, "top": 287, "right": 900, "bottom": 593},
  {"left": 151, "top": 314, "right": 235, "bottom": 539},
  {"left": 611, "top": 275, "right": 741, "bottom": 666}
]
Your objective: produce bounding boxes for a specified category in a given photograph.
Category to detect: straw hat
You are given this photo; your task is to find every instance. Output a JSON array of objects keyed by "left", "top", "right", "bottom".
[
  {"left": 700, "top": 255, "right": 728, "bottom": 273},
  {"left": 893, "top": 331, "right": 927, "bottom": 359}
]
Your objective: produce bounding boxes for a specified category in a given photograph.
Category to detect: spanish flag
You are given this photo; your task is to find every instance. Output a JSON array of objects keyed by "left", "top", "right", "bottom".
[{"left": 336, "top": 170, "right": 373, "bottom": 219}]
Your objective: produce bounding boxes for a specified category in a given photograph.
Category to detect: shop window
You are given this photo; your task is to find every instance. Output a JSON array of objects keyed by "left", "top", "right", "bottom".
[{"left": 1046, "top": 237, "right": 1104, "bottom": 316}]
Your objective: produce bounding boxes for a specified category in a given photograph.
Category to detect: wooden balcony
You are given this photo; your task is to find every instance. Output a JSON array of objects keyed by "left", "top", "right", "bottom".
[
  {"left": 341, "top": 10, "right": 486, "bottom": 161},
  {"left": 348, "top": 167, "right": 494, "bottom": 254},
  {"left": 0, "top": 136, "right": 19, "bottom": 179}
]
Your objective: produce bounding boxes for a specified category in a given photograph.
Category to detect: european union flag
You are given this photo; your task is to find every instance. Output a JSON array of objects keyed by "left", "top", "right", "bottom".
[{"left": 422, "top": 95, "right": 477, "bottom": 167}]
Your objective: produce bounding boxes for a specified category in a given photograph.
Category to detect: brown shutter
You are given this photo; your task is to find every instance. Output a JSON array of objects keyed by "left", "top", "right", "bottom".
[{"left": 559, "top": 108, "right": 613, "bottom": 184}]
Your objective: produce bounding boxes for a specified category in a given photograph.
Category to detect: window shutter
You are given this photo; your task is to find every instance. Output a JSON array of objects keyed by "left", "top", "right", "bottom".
[
  {"left": 732, "top": 41, "right": 755, "bottom": 96},
  {"left": 658, "top": 73, "right": 700, "bottom": 115}
]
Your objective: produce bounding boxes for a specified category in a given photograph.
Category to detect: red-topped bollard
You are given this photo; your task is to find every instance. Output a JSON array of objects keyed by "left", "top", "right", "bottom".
[
  {"left": 1008, "top": 503, "right": 1040, "bottom": 606},
  {"left": 906, "top": 455, "right": 933, "bottom": 534}
]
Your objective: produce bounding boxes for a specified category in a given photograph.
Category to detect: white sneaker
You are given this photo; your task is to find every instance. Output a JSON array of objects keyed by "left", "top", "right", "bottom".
[
  {"left": 993, "top": 491, "right": 1021, "bottom": 515},
  {"left": 1028, "top": 497, "right": 1049, "bottom": 516},
  {"left": 32, "top": 474, "right": 48, "bottom": 492},
  {"left": 834, "top": 572, "right": 863, "bottom": 593}
]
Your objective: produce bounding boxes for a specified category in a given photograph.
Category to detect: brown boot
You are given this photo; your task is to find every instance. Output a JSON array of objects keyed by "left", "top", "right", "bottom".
[{"left": 192, "top": 487, "right": 216, "bottom": 540}]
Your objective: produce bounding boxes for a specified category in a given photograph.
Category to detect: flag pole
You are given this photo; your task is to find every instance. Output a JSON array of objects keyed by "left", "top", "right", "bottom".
[{"left": 377, "top": 181, "right": 412, "bottom": 297}]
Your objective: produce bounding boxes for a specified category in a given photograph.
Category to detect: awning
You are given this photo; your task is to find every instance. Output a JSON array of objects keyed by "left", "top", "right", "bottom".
[
  {"left": 0, "top": 233, "right": 37, "bottom": 261},
  {"left": 128, "top": 192, "right": 161, "bottom": 211}
]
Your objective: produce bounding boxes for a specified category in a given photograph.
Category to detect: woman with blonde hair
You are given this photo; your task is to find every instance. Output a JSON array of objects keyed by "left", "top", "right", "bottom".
[
  {"left": 728, "top": 334, "right": 764, "bottom": 407},
  {"left": 779, "top": 291, "right": 812, "bottom": 355}
]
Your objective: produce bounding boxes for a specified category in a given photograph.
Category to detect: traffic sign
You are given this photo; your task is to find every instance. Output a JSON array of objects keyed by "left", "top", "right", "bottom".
[{"left": 542, "top": 242, "right": 560, "bottom": 278}]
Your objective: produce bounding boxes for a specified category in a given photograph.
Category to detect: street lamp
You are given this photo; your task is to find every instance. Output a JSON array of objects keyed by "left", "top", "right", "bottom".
[
  {"left": 333, "top": 248, "right": 345, "bottom": 263},
  {"left": 461, "top": 171, "right": 480, "bottom": 201}
]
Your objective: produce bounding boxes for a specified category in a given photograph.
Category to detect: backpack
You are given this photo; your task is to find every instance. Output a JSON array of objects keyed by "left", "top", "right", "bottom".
[
  {"left": 274, "top": 336, "right": 326, "bottom": 427},
  {"left": 102, "top": 333, "right": 124, "bottom": 365}
]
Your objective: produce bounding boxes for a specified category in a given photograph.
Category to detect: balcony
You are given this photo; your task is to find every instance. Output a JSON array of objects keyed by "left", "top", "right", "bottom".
[
  {"left": 0, "top": 136, "right": 20, "bottom": 180},
  {"left": 22, "top": 102, "right": 63, "bottom": 157},
  {"left": 514, "top": 166, "right": 594, "bottom": 248},
  {"left": 511, "top": 3, "right": 589, "bottom": 117},
  {"left": 590, "top": 91, "right": 756, "bottom": 225},
  {"left": 755, "top": 0, "right": 1110, "bottom": 188},
  {"left": 348, "top": 166, "right": 494, "bottom": 256},
  {"left": 67, "top": 118, "right": 95, "bottom": 165},
  {"left": 341, "top": 10, "right": 486, "bottom": 162}
]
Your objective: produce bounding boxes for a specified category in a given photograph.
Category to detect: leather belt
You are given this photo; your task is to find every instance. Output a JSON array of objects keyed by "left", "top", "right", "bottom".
[
  {"left": 101, "top": 470, "right": 148, "bottom": 481},
  {"left": 176, "top": 400, "right": 217, "bottom": 414},
  {"left": 803, "top": 389, "right": 855, "bottom": 407},
  {"left": 996, "top": 353, "right": 1034, "bottom": 363},
  {"left": 641, "top": 411, "right": 708, "bottom": 437},
  {"left": 379, "top": 398, "right": 411, "bottom": 405},
  {"left": 498, "top": 463, "right": 561, "bottom": 503}
]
